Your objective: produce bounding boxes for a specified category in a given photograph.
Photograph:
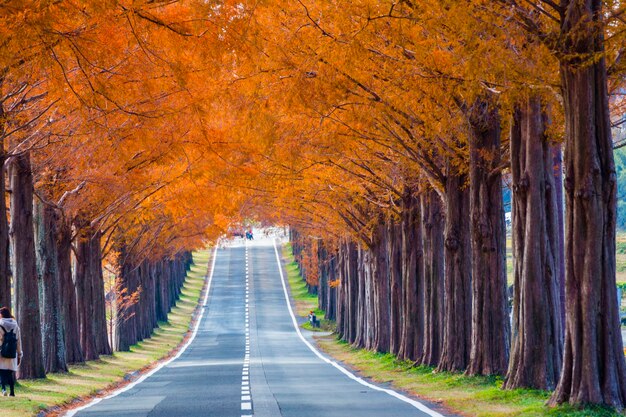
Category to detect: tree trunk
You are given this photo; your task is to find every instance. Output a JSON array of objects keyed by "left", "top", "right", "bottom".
[
  {"left": 398, "top": 192, "right": 424, "bottom": 362},
  {"left": 339, "top": 240, "right": 358, "bottom": 344},
  {"left": 318, "top": 244, "right": 329, "bottom": 315},
  {"left": 336, "top": 244, "right": 346, "bottom": 339},
  {"left": 372, "top": 223, "right": 390, "bottom": 353},
  {"left": 0, "top": 105, "right": 11, "bottom": 310},
  {"left": 115, "top": 253, "right": 138, "bottom": 352},
  {"left": 90, "top": 230, "right": 112, "bottom": 356},
  {"left": 466, "top": 100, "right": 510, "bottom": 376},
  {"left": 552, "top": 146, "right": 566, "bottom": 331},
  {"left": 0, "top": 149, "right": 10, "bottom": 310},
  {"left": 58, "top": 217, "right": 83, "bottom": 364},
  {"left": 10, "top": 152, "right": 46, "bottom": 379},
  {"left": 75, "top": 225, "right": 111, "bottom": 360},
  {"left": 438, "top": 169, "right": 472, "bottom": 372},
  {"left": 155, "top": 260, "right": 168, "bottom": 322},
  {"left": 74, "top": 226, "right": 97, "bottom": 361},
  {"left": 34, "top": 199, "right": 68, "bottom": 373},
  {"left": 504, "top": 97, "right": 563, "bottom": 390},
  {"left": 142, "top": 260, "right": 157, "bottom": 338},
  {"left": 363, "top": 247, "right": 375, "bottom": 350},
  {"left": 326, "top": 253, "right": 337, "bottom": 321},
  {"left": 421, "top": 189, "right": 445, "bottom": 367},
  {"left": 549, "top": 1, "right": 626, "bottom": 407},
  {"left": 388, "top": 221, "right": 403, "bottom": 356},
  {"left": 150, "top": 262, "right": 159, "bottom": 330},
  {"left": 354, "top": 245, "right": 368, "bottom": 348}
]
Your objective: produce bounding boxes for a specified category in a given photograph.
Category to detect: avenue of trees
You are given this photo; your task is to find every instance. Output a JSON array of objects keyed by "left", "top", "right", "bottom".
[
  {"left": 1, "top": 0, "right": 625, "bottom": 413},
  {"left": 245, "top": 0, "right": 626, "bottom": 411},
  {"left": 0, "top": 2, "right": 246, "bottom": 380}
]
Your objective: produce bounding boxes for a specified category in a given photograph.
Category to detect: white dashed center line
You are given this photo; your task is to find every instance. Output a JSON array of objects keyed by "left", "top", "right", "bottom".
[{"left": 242, "top": 244, "right": 253, "bottom": 417}]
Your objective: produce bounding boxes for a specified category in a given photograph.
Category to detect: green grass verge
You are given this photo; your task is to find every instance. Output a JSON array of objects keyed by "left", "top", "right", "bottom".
[
  {"left": 315, "top": 337, "right": 621, "bottom": 417},
  {"left": 283, "top": 241, "right": 622, "bottom": 415},
  {"left": 282, "top": 243, "right": 333, "bottom": 331},
  {"left": 1, "top": 249, "right": 212, "bottom": 417}
]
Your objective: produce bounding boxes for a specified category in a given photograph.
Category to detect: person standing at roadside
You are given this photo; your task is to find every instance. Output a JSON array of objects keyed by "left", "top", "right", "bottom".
[{"left": 0, "top": 307, "right": 22, "bottom": 397}]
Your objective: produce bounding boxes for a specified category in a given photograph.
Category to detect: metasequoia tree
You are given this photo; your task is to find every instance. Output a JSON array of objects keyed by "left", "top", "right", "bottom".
[
  {"left": 34, "top": 197, "right": 68, "bottom": 373},
  {"left": 466, "top": 98, "right": 510, "bottom": 376},
  {"left": 420, "top": 188, "right": 444, "bottom": 366},
  {"left": 486, "top": 0, "right": 626, "bottom": 407},
  {"left": 0, "top": 0, "right": 247, "bottom": 375},
  {"left": 554, "top": 2, "right": 626, "bottom": 405},
  {"left": 505, "top": 95, "right": 563, "bottom": 390},
  {"left": 240, "top": 0, "right": 512, "bottom": 376},
  {"left": 10, "top": 152, "right": 46, "bottom": 378},
  {"left": 231, "top": 0, "right": 469, "bottom": 373}
]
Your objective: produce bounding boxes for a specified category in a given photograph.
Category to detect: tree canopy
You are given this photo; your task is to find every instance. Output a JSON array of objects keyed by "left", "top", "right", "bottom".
[{"left": 2, "top": 0, "right": 626, "bottom": 410}]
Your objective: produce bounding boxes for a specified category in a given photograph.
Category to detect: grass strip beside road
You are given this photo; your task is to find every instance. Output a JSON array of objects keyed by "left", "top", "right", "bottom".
[
  {"left": 1, "top": 249, "right": 211, "bottom": 417},
  {"left": 281, "top": 242, "right": 619, "bottom": 417},
  {"left": 314, "top": 337, "right": 620, "bottom": 417}
]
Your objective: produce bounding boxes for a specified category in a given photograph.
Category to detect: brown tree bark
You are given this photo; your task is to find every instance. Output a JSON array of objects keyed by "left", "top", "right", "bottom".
[
  {"left": 336, "top": 244, "right": 347, "bottom": 340},
  {"left": 438, "top": 169, "right": 472, "bottom": 372},
  {"left": 504, "top": 97, "right": 563, "bottom": 390},
  {"left": 371, "top": 223, "right": 390, "bottom": 353},
  {"left": 0, "top": 147, "right": 10, "bottom": 309},
  {"left": 148, "top": 262, "right": 158, "bottom": 331},
  {"left": 421, "top": 189, "right": 445, "bottom": 367},
  {"left": 0, "top": 105, "right": 11, "bottom": 310},
  {"left": 115, "top": 253, "right": 138, "bottom": 352},
  {"left": 398, "top": 192, "right": 424, "bottom": 362},
  {"left": 10, "top": 152, "right": 46, "bottom": 379},
  {"left": 155, "top": 260, "right": 169, "bottom": 322},
  {"left": 354, "top": 245, "right": 370, "bottom": 349},
  {"left": 142, "top": 261, "right": 157, "bottom": 338},
  {"left": 363, "top": 246, "right": 375, "bottom": 350},
  {"left": 325, "top": 253, "right": 337, "bottom": 322},
  {"left": 34, "top": 199, "right": 68, "bottom": 373},
  {"left": 338, "top": 240, "right": 358, "bottom": 344},
  {"left": 466, "top": 100, "right": 510, "bottom": 376},
  {"left": 58, "top": 217, "right": 83, "bottom": 364},
  {"left": 549, "top": 0, "right": 626, "bottom": 407},
  {"left": 74, "top": 224, "right": 111, "bottom": 360},
  {"left": 318, "top": 243, "right": 329, "bottom": 316},
  {"left": 337, "top": 242, "right": 348, "bottom": 340},
  {"left": 74, "top": 225, "right": 97, "bottom": 361},
  {"left": 388, "top": 221, "right": 403, "bottom": 356},
  {"left": 91, "top": 230, "right": 112, "bottom": 356},
  {"left": 552, "top": 146, "right": 566, "bottom": 331}
]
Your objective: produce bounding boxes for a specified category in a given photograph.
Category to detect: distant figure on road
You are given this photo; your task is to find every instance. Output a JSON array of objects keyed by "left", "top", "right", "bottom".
[
  {"left": 0, "top": 307, "right": 22, "bottom": 397},
  {"left": 246, "top": 230, "right": 254, "bottom": 240}
]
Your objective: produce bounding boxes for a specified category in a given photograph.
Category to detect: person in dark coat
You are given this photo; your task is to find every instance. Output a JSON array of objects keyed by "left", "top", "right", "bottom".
[{"left": 0, "top": 307, "right": 22, "bottom": 397}]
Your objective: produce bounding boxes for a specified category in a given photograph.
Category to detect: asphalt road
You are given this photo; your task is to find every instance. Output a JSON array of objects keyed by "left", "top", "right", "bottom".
[{"left": 71, "top": 237, "right": 447, "bottom": 417}]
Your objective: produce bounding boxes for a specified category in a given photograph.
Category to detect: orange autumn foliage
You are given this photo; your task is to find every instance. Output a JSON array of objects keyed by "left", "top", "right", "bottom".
[{"left": 0, "top": 0, "right": 623, "bottom": 261}]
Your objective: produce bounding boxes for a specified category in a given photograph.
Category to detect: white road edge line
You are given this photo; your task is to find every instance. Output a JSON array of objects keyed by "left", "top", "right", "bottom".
[
  {"left": 64, "top": 246, "right": 219, "bottom": 417},
  {"left": 273, "top": 239, "right": 446, "bottom": 417}
]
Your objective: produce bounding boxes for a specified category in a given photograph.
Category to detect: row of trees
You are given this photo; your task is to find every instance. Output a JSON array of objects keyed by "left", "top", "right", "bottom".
[
  {"left": 232, "top": 0, "right": 626, "bottom": 411},
  {"left": 2, "top": 1, "right": 626, "bottom": 412},
  {"left": 0, "top": 2, "right": 248, "bottom": 380}
]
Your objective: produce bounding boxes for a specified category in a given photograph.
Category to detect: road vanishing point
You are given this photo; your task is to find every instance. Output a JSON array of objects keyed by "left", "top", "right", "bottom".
[{"left": 68, "top": 237, "right": 451, "bottom": 417}]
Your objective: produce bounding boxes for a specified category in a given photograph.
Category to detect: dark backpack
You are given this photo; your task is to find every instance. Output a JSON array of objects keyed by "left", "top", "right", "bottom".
[{"left": 0, "top": 325, "right": 17, "bottom": 359}]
